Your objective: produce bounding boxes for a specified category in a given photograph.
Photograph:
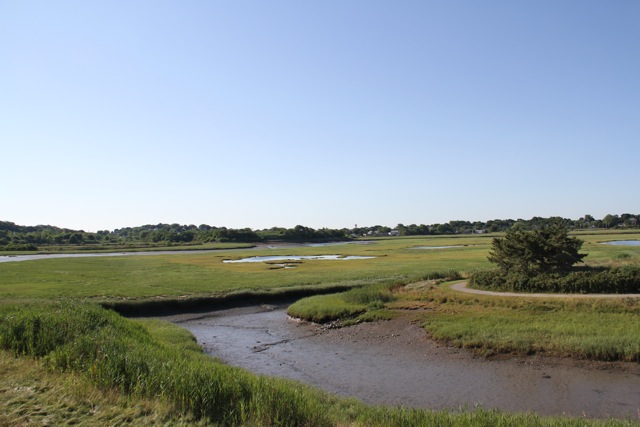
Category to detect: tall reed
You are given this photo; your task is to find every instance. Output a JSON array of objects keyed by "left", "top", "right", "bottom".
[{"left": 0, "top": 302, "right": 333, "bottom": 426}]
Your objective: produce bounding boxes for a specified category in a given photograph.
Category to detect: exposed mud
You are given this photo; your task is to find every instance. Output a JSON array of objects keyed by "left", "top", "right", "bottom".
[{"left": 161, "top": 305, "right": 640, "bottom": 419}]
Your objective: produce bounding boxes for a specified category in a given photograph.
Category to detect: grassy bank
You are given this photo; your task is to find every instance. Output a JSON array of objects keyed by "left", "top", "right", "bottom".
[
  {"left": 395, "top": 282, "right": 640, "bottom": 361},
  {"left": 287, "top": 270, "right": 460, "bottom": 324},
  {"left": 0, "top": 350, "right": 212, "bottom": 426},
  {"left": 288, "top": 274, "right": 640, "bottom": 361},
  {"left": 1, "top": 301, "right": 638, "bottom": 426},
  {"left": 0, "top": 302, "right": 338, "bottom": 426}
]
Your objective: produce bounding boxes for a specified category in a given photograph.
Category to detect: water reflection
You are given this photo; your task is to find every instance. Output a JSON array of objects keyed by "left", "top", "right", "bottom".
[
  {"left": 408, "top": 245, "right": 462, "bottom": 250},
  {"left": 223, "top": 255, "right": 375, "bottom": 263},
  {"left": 602, "top": 240, "right": 640, "bottom": 246}
]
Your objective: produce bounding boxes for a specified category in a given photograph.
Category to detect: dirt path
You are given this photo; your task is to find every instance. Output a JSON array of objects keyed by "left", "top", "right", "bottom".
[{"left": 450, "top": 281, "right": 640, "bottom": 298}]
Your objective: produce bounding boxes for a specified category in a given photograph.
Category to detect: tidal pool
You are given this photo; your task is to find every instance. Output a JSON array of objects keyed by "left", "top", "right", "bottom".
[
  {"left": 223, "top": 255, "right": 375, "bottom": 263},
  {"left": 306, "top": 241, "right": 376, "bottom": 247},
  {"left": 408, "top": 245, "right": 463, "bottom": 250},
  {"left": 167, "top": 305, "right": 640, "bottom": 419},
  {"left": 602, "top": 240, "right": 640, "bottom": 246},
  {"left": 0, "top": 250, "right": 222, "bottom": 263}
]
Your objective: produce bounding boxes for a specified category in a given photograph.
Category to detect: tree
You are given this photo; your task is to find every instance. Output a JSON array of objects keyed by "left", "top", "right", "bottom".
[
  {"left": 68, "top": 233, "right": 84, "bottom": 244},
  {"left": 396, "top": 224, "right": 409, "bottom": 236},
  {"left": 602, "top": 214, "right": 619, "bottom": 229},
  {"left": 487, "top": 224, "right": 586, "bottom": 274}
]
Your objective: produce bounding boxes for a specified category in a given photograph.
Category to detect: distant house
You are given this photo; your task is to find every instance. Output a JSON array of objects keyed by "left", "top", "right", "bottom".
[
  {"left": 389, "top": 230, "right": 400, "bottom": 236},
  {"left": 465, "top": 229, "right": 487, "bottom": 234}
]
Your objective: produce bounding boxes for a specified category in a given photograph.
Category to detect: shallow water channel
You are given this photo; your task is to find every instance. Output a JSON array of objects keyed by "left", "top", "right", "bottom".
[
  {"left": 222, "top": 255, "right": 374, "bottom": 263},
  {"left": 167, "top": 305, "right": 640, "bottom": 419},
  {"left": 602, "top": 240, "right": 640, "bottom": 246}
]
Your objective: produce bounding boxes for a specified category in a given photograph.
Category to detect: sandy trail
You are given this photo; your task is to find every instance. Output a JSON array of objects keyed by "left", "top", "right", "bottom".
[{"left": 450, "top": 281, "right": 640, "bottom": 298}]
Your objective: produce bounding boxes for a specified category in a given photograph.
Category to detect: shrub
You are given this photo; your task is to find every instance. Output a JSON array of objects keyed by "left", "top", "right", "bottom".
[
  {"left": 488, "top": 224, "right": 586, "bottom": 274},
  {"left": 470, "top": 266, "right": 640, "bottom": 294},
  {"left": 1, "top": 243, "right": 38, "bottom": 251}
]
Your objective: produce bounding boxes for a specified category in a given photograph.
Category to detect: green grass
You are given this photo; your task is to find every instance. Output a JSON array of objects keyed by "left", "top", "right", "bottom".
[
  {"left": 286, "top": 285, "right": 398, "bottom": 325},
  {"left": 288, "top": 271, "right": 460, "bottom": 324},
  {"left": 2, "top": 232, "right": 636, "bottom": 303},
  {"left": 402, "top": 283, "right": 640, "bottom": 361},
  {"left": 0, "top": 350, "right": 215, "bottom": 426},
  {"left": 287, "top": 293, "right": 367, "bottom": 323},
  {"left": 0, "top": 235, "right": 495, "bottom": 301},
  {"left": 0, "top": 302, "right": 339, "bottom": 426}
]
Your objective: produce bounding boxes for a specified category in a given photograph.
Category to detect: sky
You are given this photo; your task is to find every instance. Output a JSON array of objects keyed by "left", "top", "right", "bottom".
[{"left": 2, "top": 1, "right": 639, "bottom": 232}]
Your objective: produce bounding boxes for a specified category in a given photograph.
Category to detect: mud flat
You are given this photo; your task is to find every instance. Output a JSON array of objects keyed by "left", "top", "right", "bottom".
[{"left": 163, "top": 306, "right": 640, "bottom": 419}]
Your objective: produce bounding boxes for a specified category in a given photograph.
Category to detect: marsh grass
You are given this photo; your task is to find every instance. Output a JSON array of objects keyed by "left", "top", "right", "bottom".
[
  {"left": 0, "top": 302, "right": 338, "bottom": 426},
  {"left": 351, "top": 405, "right": 640, "bottom": 426},
  {"left": 412, "top": 284, "right": 640, "bottom": 361},
  {"left": 0, "top": 350, "right": 211, "bottom": 426},
  {"left": 0, "top": 236, "right": 491, "bottom": 302},
  {"left": 286, "top": 294, "right": 367, "bottom": 323},
  {"left": 288, "top": 271, "right": 462, "bottom": 324},
  {"left": 1, "top": 232, "right": 635, "bottom": 303}
]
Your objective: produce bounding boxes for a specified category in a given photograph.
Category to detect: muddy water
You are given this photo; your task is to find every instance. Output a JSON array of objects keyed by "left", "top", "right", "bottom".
[{"left": 169, "top": 305, "right": 640, "bottom": 419}]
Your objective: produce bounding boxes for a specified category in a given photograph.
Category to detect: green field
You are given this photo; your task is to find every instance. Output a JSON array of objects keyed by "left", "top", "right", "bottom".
[
  {"left": 2, "top": 231, "right": 637, "bottom": 302},
  {"left": 0, "top": 235, "right": 494, "bottom": 301},
  {"left": 1, "top": 231, "right": 640, "bottom": 425}
]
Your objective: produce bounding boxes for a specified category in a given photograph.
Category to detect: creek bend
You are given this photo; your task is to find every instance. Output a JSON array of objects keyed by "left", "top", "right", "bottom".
[{"left": 163, "top": 304, "right": 640, "bottom": 419}]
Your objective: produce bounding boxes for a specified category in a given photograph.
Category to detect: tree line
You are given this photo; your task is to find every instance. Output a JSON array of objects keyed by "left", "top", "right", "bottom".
[{"left": 1, "top": 213, "right": 638, "bottom": 250}]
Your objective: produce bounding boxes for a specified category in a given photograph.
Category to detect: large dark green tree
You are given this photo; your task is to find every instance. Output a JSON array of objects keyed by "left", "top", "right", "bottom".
[{"left": 488, "top": 224, "right": 586, "bottom": 274}]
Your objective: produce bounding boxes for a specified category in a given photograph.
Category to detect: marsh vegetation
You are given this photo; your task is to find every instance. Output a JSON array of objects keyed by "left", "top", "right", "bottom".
[{"left": 1, "top": 229, "right": 640, "bottom": 425}]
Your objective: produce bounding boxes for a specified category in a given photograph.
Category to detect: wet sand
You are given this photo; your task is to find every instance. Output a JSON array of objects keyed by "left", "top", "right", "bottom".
[{"left": 162, "top": 305, "right": 640, "bottom": 419}]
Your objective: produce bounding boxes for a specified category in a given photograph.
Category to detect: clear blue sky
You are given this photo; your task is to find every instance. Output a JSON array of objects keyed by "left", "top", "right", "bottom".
[{"left": 2, "top": 1, "right": 639, "bottom": 231}]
